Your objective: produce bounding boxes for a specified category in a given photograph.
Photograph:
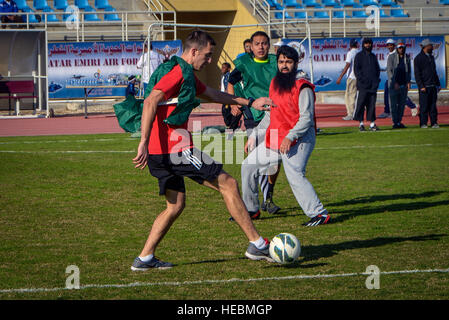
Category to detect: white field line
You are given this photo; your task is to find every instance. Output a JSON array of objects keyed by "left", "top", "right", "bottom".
[
  {"left": 0, "top": 143, "right": 448, "bottom": 155},
  {"left": 0, "top": 267, "right": 448, "bottom": 294}
]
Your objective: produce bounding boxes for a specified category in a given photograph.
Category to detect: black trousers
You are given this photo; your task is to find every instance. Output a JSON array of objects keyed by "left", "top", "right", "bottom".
[
  {"left": 354, "top": 90, "right": 377, "bottom": 122},
  {"left": 418, "top": 86, "right": 438, "bottom": 126}
]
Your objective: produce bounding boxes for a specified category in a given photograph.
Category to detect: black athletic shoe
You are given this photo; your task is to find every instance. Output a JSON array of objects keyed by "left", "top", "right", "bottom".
[
  {"left": 302, "top": 213, "right": 331, "bottom": 227},
  {"left": 370, "top": 124, "right": 379, "bottom": 131},
  {"left": 229, "top": 210, "right": 260, "bottom": 222},
  {"left": 359, "top": 125, "right": 366, "bottom": 132}
]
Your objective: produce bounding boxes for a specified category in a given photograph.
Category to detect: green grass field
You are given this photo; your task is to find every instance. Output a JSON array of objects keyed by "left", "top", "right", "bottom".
[{"left": 0, "top": 125, "right": 448, "bottom": 300}]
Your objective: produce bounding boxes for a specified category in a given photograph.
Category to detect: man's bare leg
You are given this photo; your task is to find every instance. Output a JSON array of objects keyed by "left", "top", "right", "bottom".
[
  {"left": 202, "top": 171, "right": 261, "bottom": 242},
  {"left": 138, "top": 189, "right": 185, "bottom": 257}
]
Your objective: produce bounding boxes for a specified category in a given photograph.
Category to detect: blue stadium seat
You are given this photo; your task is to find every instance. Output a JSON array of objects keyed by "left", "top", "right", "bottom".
[
  {"left": 322, "top": 0, "right": 340, "bottom": 7},
  {"left": 303, "top": 0, "right": 321, "bottom": 7},
  {"left": 273, "top": 3, "right": 293, "bottom": 19},
  {"left": 265, "top": 0, "right": 278, "bottom": 8},
  {"left": 332, "top": 5, "right": 351, "bottom": 18},
  {"left": 284, "top": 0, "right": 299, "bottom": 6},
  {"left": 83, "top": 6, "right": 101, "bottom": 21},
  {"left": 314, "top": 9, "right": 330, "bottom": 19},
  {"left": 352, "top": 4, "right": 368, "bottom": 18},
  {"left": 42, "top": 7, "right": 60, "bottom": 22},
  {"left": 390, "top": 4, "right": 408, "bottom": 17},
  {"left": 440, "top": 0, "right": 449, "bottom": 4},
  {"left": 341, "top": 0, "right": 357, "bottom": 6},
  {"left": 33, "top": 0, "right": 50, "bottom": 10},
  {"left": 95, "top": 0, "right": 111, "bottom": 9},
  {"left": 75, "top": 0, "right": 91, "bottom": 10},
  {"left": 53, "top": 0, "right": 68, "bottom": 10},
  {"left": 104, "top": 6, "right": 121, "bottom": 21},
  {"left": 21, "top": 7, "right": 40, "bottom": 23},
  {"left": 15, "top": 0, "right": 32, "bottom": 11},
  {"left": 294, "top": 10, "right": 307, "bottom": 18},
  {"left": 379, "top": 0, "right": 396, "bottom": 6},
  {"left": 359, "top": 0, "right": 379, "bottom": 6}
]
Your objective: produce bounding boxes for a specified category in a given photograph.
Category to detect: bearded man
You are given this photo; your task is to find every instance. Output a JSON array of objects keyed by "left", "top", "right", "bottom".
[{"left": 241, "top": 45, "right": 331, "bottom": 227}]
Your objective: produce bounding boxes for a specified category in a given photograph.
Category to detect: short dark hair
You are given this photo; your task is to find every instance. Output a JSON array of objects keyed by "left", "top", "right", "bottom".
[
  {"left": 243, "top": 39, "right": 251, "bottom": 46},
  {"left": 184, "top": 30, "right": 216, "bottom": 51},
  {"left": 222, "top": 62, "right": 231, "bottom": 69},
  {"left": 250, "top": 31, "right": 270, "bottom": 44},
  {"left": 276, "top": 45, "right": 299, "bottom": 64}
]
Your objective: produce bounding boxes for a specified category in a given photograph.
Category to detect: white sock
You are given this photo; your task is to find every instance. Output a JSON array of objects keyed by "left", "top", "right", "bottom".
[
  {"left": 251, "top": 237, "right": 267, "bottom": 249},
  {"left": 370, "top": 122, "right": 375, "bottom": 128},
  {"left": 359, "top": 122, "right": 364, "bottom": 127},
  {"left": 139, "top": 254, "right": 154, "bottom": 262}
]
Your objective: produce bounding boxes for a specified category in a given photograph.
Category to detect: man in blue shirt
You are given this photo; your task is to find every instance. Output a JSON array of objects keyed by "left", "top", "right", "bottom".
[{"left": 0, "top": 0, "right": 22, "bottom": 27}]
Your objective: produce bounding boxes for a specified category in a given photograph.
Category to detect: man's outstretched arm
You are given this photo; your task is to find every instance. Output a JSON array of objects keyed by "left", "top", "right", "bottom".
[{"left": 201, "top": 86, "right": 275, "bottom": 111}]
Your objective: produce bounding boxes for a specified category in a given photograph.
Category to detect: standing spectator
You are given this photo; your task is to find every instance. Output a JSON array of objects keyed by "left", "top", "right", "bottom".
[
  {"left": 0, "top": 0, "right": 22, "bottom": 28},
  {"left": 273, "top": 39, "right": 284, "bottom": 55},
  {"left": 125, "top": 75, "right": 138, "bottom": 97},
  {"left": 336, "top": 38, "right": 358, "bottom": 121},
  {"left": 220, "top": 62, "right": 242, "bottom": 139},
  {"left": 414, "top": 39, "right": 441, "bottom": 129},
  {"left": 378, "top": 38, "right": 396, "bottom": 118},
  {"left": 353, "top": 38, "right": 380, "bottom": 132},
  {"left": 387, "top": 40, "right": 411, "bottom": 129},
  {"left": 236, "top": 39, "right": 252, "bottom": 59},
  {"left": 137, "top": 42, "right": 162, "bottom": 96},
  {"left": 380, "top": 39, "right": 418, "bottom": 119}
]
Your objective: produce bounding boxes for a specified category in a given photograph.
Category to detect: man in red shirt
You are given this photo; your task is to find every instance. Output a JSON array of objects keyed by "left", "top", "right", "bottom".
[
  {"left": 131, "top": 31, "right": 276, "bottom": 270},
  {"left": 241, "top": 45, "right": 330, "bottom": 227}
]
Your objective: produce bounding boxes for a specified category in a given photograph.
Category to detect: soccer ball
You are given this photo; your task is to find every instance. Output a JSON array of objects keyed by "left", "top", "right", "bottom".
[{"left": 269, "top": 233, "right": 301, "bottom": 264}]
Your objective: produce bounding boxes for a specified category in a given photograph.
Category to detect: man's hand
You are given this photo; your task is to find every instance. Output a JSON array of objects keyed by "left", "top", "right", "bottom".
[
  {"left": 420, "top": 87, "right": 426, "bottom": 93},
  {"left": 407, "top": 82, "right": 411, "bottom": 90},
  {"left": 252, "top": 97, "right": 276, "bottom": 111},
  {"left": 231, "top": 105, "right": 242, "bottom": 116},
  {"left": 244, "top": 137, "right": 256, "bottom": 154},
  {"left": 279, "top": 137, "right": 293, "bottom": 154},
  {"left": 133, "top": 141, "right": 149, "bottom": 170},
  {"left": 336, "top": 77, "right": 342, "bottom": 85}
]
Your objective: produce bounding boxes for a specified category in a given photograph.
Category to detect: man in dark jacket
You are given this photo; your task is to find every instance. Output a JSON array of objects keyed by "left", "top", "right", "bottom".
[
  {"left": 353, "top": 38, "right": 380, "bottom": 132},
  {"left": 386, "top": 40, "right": 411, "bottom": 129},
  {"left": 414, "top": 39, "right": 441, "bottom": 128}
]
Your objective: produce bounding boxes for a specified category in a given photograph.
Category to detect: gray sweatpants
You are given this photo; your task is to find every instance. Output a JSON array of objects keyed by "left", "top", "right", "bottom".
[{"left": 241, "top": 127, "right": 327, "bottom": 218}]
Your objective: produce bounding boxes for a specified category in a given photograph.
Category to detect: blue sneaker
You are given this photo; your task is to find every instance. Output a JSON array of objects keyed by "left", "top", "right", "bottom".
[
  {"left": 245, "top": 238, "right": 274, "bottom": 262},
  {"left": 131, "top": 256, "right": 173, "bottom": 271}
]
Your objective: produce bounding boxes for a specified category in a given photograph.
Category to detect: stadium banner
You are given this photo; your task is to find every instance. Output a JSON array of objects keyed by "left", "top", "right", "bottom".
[
  {"left": 283, "top": 36, "right": 446, "bottom": 92},
  {"left": 47, "top": 40, "right": 183, "bottom": 99}
]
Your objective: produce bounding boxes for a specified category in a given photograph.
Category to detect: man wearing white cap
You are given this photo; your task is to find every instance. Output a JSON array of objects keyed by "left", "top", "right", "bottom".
[
  {"left": 414, "top": 38, "right": 441, "bottom": 128},
  {"left": 378, "top": 38, "right": 396, "bottom": 119},
  {"left": 273, "top": 39, "right": 284, "bottom": 55}
]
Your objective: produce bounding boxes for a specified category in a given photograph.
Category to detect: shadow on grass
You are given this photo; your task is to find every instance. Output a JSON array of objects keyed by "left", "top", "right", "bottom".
[
  {"left": 327, "top": 191, "right": 445, "bottom": 207},
  {"left": 331, "top": 199, "right": 449, "bottom": 224},
  {"left": 299, "top": 234, "right": 446, "bottom": 263},
  {"left": 317, "top": 130, "right": 353, "bottom": 136}
]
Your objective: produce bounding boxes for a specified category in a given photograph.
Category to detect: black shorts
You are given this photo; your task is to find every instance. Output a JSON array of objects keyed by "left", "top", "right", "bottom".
[{"left": 147, "top": 148, "right": 223, "bottom": 195}]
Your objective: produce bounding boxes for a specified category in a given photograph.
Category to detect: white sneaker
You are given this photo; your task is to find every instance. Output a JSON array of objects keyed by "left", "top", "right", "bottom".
[{"left": 411, "top": 108, "right": 418, "bottom": 117}]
